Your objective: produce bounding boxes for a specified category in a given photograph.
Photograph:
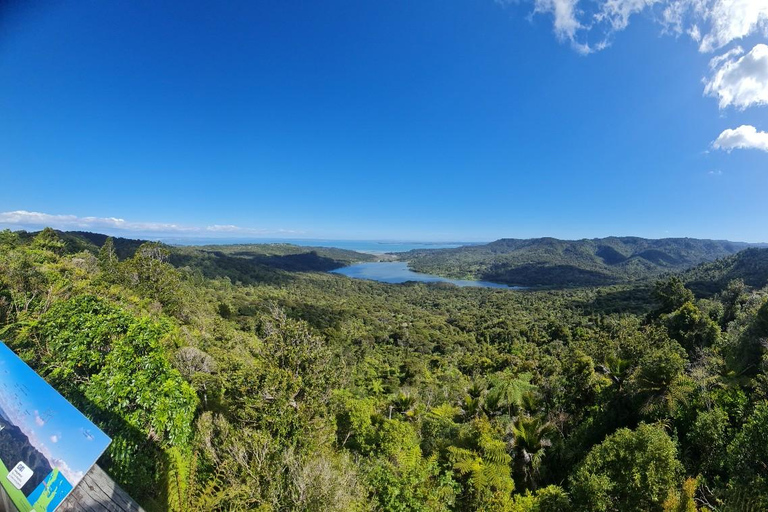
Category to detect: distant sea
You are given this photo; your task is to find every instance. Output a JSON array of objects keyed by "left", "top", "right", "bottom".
[{"left": 160, "top": 238, "right": 482, "bottom": 254}]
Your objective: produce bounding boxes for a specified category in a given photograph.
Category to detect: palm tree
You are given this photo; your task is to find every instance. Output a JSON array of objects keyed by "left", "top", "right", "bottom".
[
  {"left": 486, "top": 372, "right": 537, "bottom": 417},
  {"left": 463, "top": 379, "right": 486, "bottom": 419},
  {"left": 508, "top": 415, "right": 555, "bottom": 490}
]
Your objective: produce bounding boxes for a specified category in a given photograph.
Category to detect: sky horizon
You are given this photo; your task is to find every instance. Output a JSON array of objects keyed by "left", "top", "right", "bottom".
[
  {"left": 2, "top": 217, "right": 767, "bottom": 245},
  {"left": 1, "top": 1, "right": 767, "bottom": 243}
]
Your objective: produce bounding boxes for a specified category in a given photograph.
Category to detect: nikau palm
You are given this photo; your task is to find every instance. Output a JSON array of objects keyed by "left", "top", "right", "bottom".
[{"left": 509, "top": 415, "right": 554, "bottom": 490}]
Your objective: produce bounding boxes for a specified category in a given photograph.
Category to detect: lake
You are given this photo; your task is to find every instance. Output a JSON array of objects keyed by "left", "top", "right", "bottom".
[{"left": 331, "top": 262, "right": 521, "bottom": 289}]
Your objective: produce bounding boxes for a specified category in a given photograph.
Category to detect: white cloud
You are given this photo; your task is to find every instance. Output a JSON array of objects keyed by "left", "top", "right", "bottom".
[
  {"left": 712, "top": 124, "right": 768, "bottom": 152},
  {"left": 705, "top": 44, "right": 768, "bottom": 109},
  {"left": 0, "top": 398, "right": 83, "bottom": 484},
  {"left": 0, "top": 211, "right": 303, "bottom": 238},
  {"left": 520, "top": 0, "right": 768, "bottom": 54},
  {"left": 688, "top": 24, "right": 701, "bottom": 42},
  {"left": 534, "top": 0, "right": 583, "bottom": 42},
  {"left": 699, "top": 0, "right": 768, "bottom": 53},
  {"left": 0, "top": 211, "right": 192, "bottom": 233},
  {"left": 49, "top": 456, "right": 84, "bottom": 485},
  {"left": 50, "top": 434, "right": 59, "bottom": 443},
  {"left": 205, "top": 224, "right": 244, "bottom": 233},
  {"left": 597, "top": 0, "right": 662, "bottom": 32}
]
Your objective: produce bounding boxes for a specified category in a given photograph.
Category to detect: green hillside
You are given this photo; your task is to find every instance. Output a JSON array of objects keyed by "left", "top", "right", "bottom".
[
  {"left": 683, "top": 248, "right": 768, "bottom": 296},
  {"left": 4, "top": 230, "right": 377, "bottom": 286},
  {"left": 403, "top": 236, "right": 759, "bottom": 287},
  {"left": 3, "top": 227, "right": 768, "bottom": 510}
]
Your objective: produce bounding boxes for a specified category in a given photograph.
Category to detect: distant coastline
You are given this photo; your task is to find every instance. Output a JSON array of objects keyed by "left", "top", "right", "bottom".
[{"left": 160, "top": 238, "right": 485, "bottom": 254}]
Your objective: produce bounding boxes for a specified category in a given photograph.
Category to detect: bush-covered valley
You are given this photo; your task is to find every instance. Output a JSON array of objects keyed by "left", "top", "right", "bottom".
[{"left": 2, "top": 228, "right": 768, "bottom": 511}]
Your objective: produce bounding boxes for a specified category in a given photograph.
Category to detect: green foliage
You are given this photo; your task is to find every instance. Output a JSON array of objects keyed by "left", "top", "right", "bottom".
[
  {"left": 535, "top": 485, "right": 572, "bottom": 512},
  {"left": 2, "top": 229, "right": 768, "bottom": 510},
  {"left": 627, "top": 338, "right": 690, "bottom": 420},
  {"left": 687, "top": 407, "right": 728, "bottom": 477},
  {"left": 449, "top": 419, "right": 516, "bottom": 510},
  {"left": 7, "top": 294, "right": 197, "bottom": 505},
  {"left": 509, "top": 415, "right": 555, "bottom": 490},
  {"left": 653, "top": 277, "right": 695, "bottom": 316},
  {"left": 571, "top": 424, "right": 683, "bottom": 512},
  {"left": 663, "top": 301, "right": 720, "bottom": 353},
  {"left": 32, "top": 227, "right": 66, "bottom": 255},
  {"left": 684, "top": 248, "right": 768, "bottom": 295},
  {"left": 86, "top": 317, "right": 197, "bottom": 446},
  {"left": 365, "top": 419, "right": 457, "bottom": 511},
  {"left": 726, "top": 402, "right": 768, "bottom": 506},
  {"left": 486, "top": 372, "right": 537, "bottom": 417},
  {"left": 662, "top": 477, "right": 700, "bottom": 512}
]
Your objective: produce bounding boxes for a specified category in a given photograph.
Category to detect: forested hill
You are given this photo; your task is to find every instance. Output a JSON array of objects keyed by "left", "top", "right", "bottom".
[
  {"left": 168, "top": 242, "right": 378, "bottom": 284},
  {"left": 683, "top": 247, "right": 768, "bottom": 296},
  {"left": 8, "top": 230, "right": 377, "bottom": 284},
  {"left": 403, "top": 237, "right": 761, "bottom": 287}
]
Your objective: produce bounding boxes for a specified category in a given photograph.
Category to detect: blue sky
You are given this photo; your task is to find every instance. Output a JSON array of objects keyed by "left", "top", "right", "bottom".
[{"left": 0, "top": 0, "right": 766, "bottom": 242}]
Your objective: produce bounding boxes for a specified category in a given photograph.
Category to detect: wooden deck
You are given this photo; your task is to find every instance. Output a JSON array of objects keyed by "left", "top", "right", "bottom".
[{"left": 0, "top": 464, "right": 143, "bottom": 512}]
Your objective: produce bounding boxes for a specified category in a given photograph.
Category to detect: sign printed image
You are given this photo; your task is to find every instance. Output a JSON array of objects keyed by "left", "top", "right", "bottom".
[{"left": 0, "top": 341, "right": 111, "bottom": 511}]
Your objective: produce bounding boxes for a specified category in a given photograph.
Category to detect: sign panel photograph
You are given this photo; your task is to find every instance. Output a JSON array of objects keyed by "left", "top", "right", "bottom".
[{"left": 0, "top": 342, "right": 111, "bottom": 512}]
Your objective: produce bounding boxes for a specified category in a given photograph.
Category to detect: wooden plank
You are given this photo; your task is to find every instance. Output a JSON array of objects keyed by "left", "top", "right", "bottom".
[
  {"left": 58, "top": 465, "right": 144, "bottom": 512},
  {"left": 0, "top": 464, "right": 144, "bottom": 512},
  {"left": 0, "top": 483, "right": 17, "bottom": 512}
]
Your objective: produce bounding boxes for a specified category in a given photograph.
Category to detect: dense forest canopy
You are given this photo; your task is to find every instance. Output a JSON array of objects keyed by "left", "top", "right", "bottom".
[
  {"left": 403, "top": 237, "right": 766, "bottom": 288},
  {"left": 1, "top": 228, "right": 768, "bottom": 511}
]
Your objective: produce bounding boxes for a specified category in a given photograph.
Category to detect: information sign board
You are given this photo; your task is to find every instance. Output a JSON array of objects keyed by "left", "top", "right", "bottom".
[{"left": 0, "top": 341, "right": 111, "bottom": 512}]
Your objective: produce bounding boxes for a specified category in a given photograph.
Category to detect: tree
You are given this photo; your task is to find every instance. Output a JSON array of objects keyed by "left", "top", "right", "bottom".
[
  {"left": 726, "top": 401, "right": 768, "bottom": 506},
  {"left": 486, "top": 372, "right": 537, "bottom": 417},
  {"left": 571, "top": 423, "right": 683, "bottom": 512},
  {"left": 509, "top": 415, "right": 555, "bottom": 490},
  {"left": 653, "top": 277, "right": 695, "bottom": 317},
  {"left": 31, "top": 227, "right": 65, "bottom": 255},
  {"left": 719, "top": 279, "right": 748, "bottom": 326},
  {"left": 664, "top": 302, "right": 720, "bottom": 353},
  {"left": 366, "top": 419, "right": 456, "bottom": 512},
  {"left": 662, "top": 477, "right": 700, "bottom": 512},
  {"left": 98, "top": 236, "right": 118, "bottom": 274},
  {"left": 125, "top": 242, "right": 182, "bottom": 314},
  {"left": 448, "top": 419, "right": 515, "bottom": 511},
  {"left": 0, "top": 229, "right": 19, "bottom": 249},
  {"left": 686, "top": 407, "right": 728, "bottom": 478},
  {"left": 627, "top": 340, "right": 690, "bottom": 420}
]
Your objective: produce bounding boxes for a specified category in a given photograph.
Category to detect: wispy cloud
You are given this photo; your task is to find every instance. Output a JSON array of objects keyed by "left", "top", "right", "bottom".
[
  {"left": 533, "top": 0, "right": 583, "bottom": 43},
  {"left": 0, "top": 211, "right": 303, "bottom": 238},
  {"left": 515, "top": 0, "right": 768, "bottom": 55},
  {"left": 712, "top": 125, "right": 768, "bottom": 152}
]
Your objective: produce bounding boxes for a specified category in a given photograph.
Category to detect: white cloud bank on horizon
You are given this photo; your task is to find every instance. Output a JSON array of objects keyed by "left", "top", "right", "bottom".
[
  {"left": 712, "top": 125, "right": 768, "bottom": 152},
  {"left": 0, "top": 210, "right": 302, "bottom": 238},
  {"left": 705, "top": 44, "right": 768, "bottom": 109},
  {"left": 520, "top": 0, "right": 768, "bottom": 55}
]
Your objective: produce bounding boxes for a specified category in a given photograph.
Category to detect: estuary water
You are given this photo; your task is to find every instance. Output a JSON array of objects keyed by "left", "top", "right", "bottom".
[{"left": 331, "top": 262, "right": 521, "bottom": 289}]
